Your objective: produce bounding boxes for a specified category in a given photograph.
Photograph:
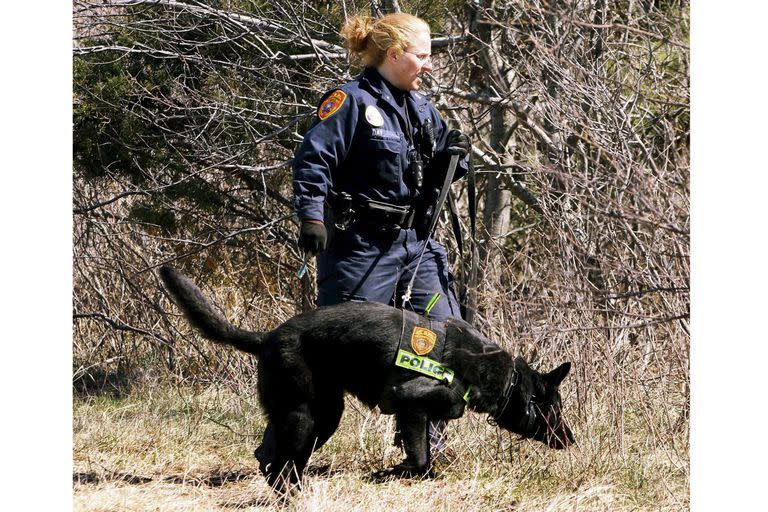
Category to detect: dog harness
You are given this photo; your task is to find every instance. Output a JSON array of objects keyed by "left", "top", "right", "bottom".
[{"left": 390, "top": 311, "right": 471, "bottom": 403}]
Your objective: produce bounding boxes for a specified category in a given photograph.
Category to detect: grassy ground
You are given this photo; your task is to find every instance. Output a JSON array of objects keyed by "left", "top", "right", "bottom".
[{"left": 73, "top": 380, "right": 688, "bottom": 511}]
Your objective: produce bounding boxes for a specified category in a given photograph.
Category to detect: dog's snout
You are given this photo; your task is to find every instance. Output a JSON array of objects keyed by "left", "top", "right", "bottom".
[{"left": 548, "top": 423, "right": 575, "bottom": 449}]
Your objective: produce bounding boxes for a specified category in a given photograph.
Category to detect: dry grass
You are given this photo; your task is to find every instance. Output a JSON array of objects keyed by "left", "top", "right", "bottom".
[{"left": 73, "top": 379, "right": 688, "bottom": 511}]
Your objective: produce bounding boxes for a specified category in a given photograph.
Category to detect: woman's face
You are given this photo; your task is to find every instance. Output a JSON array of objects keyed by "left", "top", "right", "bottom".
[{"left": 383, "top": 29, "right": 433, "bottom": 91}]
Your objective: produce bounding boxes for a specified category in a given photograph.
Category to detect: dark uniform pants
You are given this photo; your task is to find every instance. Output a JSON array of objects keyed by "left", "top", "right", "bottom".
[{"left": 316, "top": 223, "right": 460, "bottom": 322}]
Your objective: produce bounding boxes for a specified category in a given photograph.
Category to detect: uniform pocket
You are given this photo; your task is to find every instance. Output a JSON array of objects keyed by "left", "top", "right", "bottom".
[
  {"left": 368, "top": 137, "right": 402, "bottom": 154},
  {"left": 366, "top": 138, "right": 403, "bottom": 187}
]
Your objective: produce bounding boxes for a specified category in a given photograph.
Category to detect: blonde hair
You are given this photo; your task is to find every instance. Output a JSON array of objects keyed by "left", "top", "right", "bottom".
[{"left": 340, "top": 13, "right": 430, "bottom": 67}]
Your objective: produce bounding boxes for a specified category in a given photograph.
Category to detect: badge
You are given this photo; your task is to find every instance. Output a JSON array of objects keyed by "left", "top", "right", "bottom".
[
  {"left": 365, "top": 105, "right": 384, "bottom": 127},
  {"left": 318, "top": 90, "right": 347, "bottom": 121},
  {"left": 410, "top": 327, "right": 437, "bottom": 356}
]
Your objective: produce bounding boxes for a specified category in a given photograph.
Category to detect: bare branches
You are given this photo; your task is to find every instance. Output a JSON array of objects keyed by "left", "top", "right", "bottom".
[
  {"left": 74, "top": 311, "right": 174, "bottom": 347},
  {"left": 85, "top": 0, "right": 345, "bottom": 54}
]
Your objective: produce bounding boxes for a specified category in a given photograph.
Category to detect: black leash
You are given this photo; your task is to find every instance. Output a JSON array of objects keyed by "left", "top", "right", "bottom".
[{"left": 401, "top": 153, "right": 460, "bottom": 307}]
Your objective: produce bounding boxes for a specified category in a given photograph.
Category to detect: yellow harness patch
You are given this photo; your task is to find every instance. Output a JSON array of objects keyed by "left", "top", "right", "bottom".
[
  {"left": 395, "top": 349, "right": 455, "bottom": 384},
  {"left": 318, "top": 90, "right": 347, "bottom": 120},
  {"left": 410, "top": 326, "right": 437, "bottom": 355},
  {"left": 392, "top": 321, "right": 471, "bottom": 404}
]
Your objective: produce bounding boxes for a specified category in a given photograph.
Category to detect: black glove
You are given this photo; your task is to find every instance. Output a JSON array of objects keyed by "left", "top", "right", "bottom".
[
  {"left": 298, "top": 221, "right": 327, "bottom": 255},
  {"left": 446, "top": 129, "right": 470, "bottom": 157}
]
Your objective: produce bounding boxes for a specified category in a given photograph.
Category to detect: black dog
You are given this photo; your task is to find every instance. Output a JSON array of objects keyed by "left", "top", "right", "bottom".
[{"left": 159, "top": 266, "right": 574, "bottom": 490}]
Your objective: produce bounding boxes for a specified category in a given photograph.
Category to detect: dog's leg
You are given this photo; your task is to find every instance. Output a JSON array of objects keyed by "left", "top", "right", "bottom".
[
  {"left": 254, "top": 423, "right": 276, "bottom": 476},
  {"left": 374, "top": 410, "right": 430, "bottom": 479},
  {"left": 390, "top": 377, "right": 466, "bottom": 419},
  {"left": 267, "top": 403, "right": 316, "bottom": 492},
  {"left": 312, "top": 391, "right": 345, "bottom": 452},
  {"left": 399, "top": 411, "right": 430, "bottom": 472}
]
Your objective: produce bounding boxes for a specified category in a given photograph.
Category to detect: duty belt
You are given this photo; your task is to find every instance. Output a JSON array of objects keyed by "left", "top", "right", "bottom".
[
  {"left": 327, "top": 190, "right": 415, "bottom": 230},
  {"left": 357, "top": 199, "right": 415, "bottom": 229}
]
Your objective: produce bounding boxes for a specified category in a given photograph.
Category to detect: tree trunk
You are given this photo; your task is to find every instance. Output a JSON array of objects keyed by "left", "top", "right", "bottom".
[{"left": 470, "top": 1, "right": 514, "bottom": 263}]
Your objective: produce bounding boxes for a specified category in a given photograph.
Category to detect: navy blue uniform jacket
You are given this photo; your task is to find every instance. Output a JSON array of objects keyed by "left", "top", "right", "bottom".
[{"left": 293, "top": 67, "right": 468, "bottom": 222}]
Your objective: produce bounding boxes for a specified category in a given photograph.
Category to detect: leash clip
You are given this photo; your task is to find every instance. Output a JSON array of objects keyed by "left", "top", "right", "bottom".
[{"left": 297, "top": 252, "right": 310, "bottom": 278}]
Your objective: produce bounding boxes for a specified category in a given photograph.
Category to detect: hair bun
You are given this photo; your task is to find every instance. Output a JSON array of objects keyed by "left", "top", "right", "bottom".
[
  {"left": 340, "top": 13, "right": 429, "bottom": 68},
  {"left": 340, "top": 16, "right": 374, "bottom": 54}
]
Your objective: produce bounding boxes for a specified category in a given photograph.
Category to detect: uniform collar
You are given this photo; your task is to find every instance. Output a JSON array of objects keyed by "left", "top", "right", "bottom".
[{"left": 360, "top": 67, "right": 430, "bottom": 114}]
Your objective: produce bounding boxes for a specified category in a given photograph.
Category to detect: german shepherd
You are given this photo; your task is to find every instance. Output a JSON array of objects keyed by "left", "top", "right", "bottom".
[{"left": 159, "top": 266, "right": 574, "bottom": 490}]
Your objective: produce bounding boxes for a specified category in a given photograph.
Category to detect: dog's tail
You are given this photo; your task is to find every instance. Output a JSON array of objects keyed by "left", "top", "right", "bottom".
[{"left": 159, "top": 266, "right": 265, "bottom": 355}]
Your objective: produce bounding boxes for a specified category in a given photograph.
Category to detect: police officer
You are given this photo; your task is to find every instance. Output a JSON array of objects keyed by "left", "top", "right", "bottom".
[
  {"left": 293, "top": 12, "right": 471, "bottom": 322},
  {"left": 254, "top": 13, "right": 471, "bottom": 471}
]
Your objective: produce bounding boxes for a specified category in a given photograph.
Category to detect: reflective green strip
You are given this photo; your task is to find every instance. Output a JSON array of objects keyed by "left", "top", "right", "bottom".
[
  {"left": 395, "top": 349, "right": 454, "bottom": 384},
  {"left": 424, "top": 293, "right": 441, "bottom": 316},
  {"left": 463, "top": 385, "right": 471, "bottom": 403}
]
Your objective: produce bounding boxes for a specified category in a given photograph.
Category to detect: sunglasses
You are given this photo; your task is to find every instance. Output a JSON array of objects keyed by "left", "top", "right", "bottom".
[{"left": 404, "top": 50, "right": 432, "bottom": 63}]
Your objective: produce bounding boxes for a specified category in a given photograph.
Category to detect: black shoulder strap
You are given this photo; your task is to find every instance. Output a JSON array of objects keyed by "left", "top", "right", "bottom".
[
  {"left": 464, "top": 158, "right": 478, "bottom": 324},
  {"left": 447, "top": 158, "right": 478, "bottom": 324}
]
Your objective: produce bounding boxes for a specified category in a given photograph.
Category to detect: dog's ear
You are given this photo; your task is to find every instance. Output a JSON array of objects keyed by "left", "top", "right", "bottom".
[{"left": 544, "top": 362, "right": 571, "bottom": 387}]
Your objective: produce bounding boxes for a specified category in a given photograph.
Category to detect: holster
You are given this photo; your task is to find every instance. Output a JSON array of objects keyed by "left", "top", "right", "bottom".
[
  {"left": 327, "top": 190, "right": 416, "bottom": 240},
  {"left": 414, "top": 186, "right": 441, "bottom": 240}
]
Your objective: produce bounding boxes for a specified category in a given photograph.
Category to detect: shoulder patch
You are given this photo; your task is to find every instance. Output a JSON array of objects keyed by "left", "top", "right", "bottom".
[
  {"left": 411, "top": 327, "right": 437, "bottom": 356},
  {"left": 318, "top": 90, "right": 347, "bottom": 121}
]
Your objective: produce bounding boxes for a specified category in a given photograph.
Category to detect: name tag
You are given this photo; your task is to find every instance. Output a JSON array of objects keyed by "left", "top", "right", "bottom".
[{"left": 371, "top": 128, "right": 400, "bottom": 141}]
